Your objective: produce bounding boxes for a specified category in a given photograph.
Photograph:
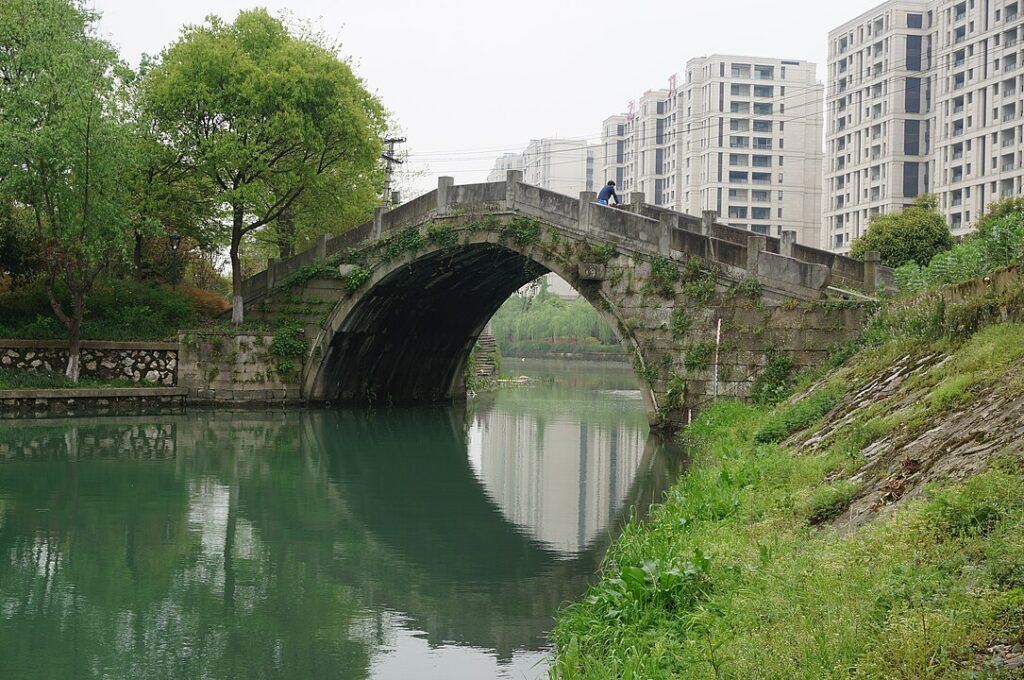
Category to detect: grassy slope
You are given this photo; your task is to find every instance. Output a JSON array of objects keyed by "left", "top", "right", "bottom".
[{"left": 551, "top": 320, "right": 1024, "bottom": 678}]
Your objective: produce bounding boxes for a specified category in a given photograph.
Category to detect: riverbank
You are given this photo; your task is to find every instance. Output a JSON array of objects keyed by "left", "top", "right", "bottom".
[{"left": 550, "top": 275, "right": 1024, "bottom": 677}]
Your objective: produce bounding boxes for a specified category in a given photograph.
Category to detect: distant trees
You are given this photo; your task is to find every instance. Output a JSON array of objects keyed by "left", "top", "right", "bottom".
[
  {"left": 850, "top": 194, "right": 954, "bottom": 268},
  {"left": 0, "top": 0, "right": 139, "bottom": 379},
  {"left": 142, "top": 9, "right": 386, "bottom": 323},
  {"left": 489, "top": 285, "right": 619, "bottom": 353}
]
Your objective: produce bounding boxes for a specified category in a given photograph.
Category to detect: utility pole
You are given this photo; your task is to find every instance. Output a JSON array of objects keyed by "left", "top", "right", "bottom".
[{"left": 381, "top": 136, "right": 406, "bottom": 209}]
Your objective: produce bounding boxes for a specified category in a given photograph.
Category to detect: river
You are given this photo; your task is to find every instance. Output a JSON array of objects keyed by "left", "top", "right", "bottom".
[{"left": 0, "top": 358, "right": 683, "bottom": 679}]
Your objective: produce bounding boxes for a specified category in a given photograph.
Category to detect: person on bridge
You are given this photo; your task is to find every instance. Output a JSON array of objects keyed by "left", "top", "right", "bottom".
[{"left": 596, "top": 180, "right": 620, "bottom": 206}]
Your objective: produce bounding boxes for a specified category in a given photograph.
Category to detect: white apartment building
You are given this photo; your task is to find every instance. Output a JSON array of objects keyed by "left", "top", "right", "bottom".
[
  {"left": 601, "top": 89, "right": 680, "bottom": 206},
  {"left": 486, "top": 139, "right": 598, "bottom": 298},
  {"left": 826, "top": 0, "right": 1024, "bottom": 252},
  {"left": 486, "top": 152, "right": 524, "bottom": 182},
  {"left": 521, "top": 138, "right": 590, "bottom": 196},
  {"left": 600, "top": 57, "right": 824, "bottom": 246}
]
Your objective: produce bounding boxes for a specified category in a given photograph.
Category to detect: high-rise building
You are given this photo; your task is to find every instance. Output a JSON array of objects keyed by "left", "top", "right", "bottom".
[
  {"left": 826, "top": 0, "right": 1024, "bottom": 252},
  {"left": 600, "top": 56, "right": 825, "bottom": 246},
  {"left": 486, "top": 152, "right": 524, "bottom": 182},
  {"left": 680, "top": 56, "right": 824, "bottom": 246}
]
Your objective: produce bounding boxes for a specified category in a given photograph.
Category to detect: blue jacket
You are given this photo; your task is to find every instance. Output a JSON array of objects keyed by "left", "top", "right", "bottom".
[{"left": 597, "top": 185, "right": 619, "bottom": 203}]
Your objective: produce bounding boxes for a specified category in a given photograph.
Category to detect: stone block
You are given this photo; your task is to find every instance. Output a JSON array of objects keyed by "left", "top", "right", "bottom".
[{"left": 578, "top": 263, "right": 608, "bottom": 281}]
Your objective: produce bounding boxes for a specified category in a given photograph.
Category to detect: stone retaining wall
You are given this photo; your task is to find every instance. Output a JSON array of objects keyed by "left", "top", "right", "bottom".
[
  {"left": 176, "top": 332, "right": 301, "bottom": 404},
  {"left": 0, "top": 388, "right": 186, "bottom": 418},
  {"left": 0, "top": 340, "right": 178, "bottom": 385}
]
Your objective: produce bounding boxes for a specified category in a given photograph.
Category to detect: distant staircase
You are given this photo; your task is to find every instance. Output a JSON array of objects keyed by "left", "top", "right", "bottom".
[{"left": 473, "top": 335, "right": 499, "bottom": 379}]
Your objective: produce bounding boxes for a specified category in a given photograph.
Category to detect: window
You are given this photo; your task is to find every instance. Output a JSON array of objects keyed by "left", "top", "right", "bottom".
[
  {"left": 754, "top": 85, "right": 774, "bottom": 97},
  {"left": 729, "top": 153, "right": 749, "bottom": 165},
  {"left": 730, "top": 119, "right": 750, "bottom": 131},
  {"left": 753, "top": 102, "right": 773, "bottom": 115},
  {"left": 729, "top": 171, "right": 749, "bottom": 183},
  {"left": 731, "top": 101, "right": 751, "bottom": 113},
  {"left": 731, "top": 84, "right": 751, "bottom": 96},
  {"left": 907, "top": 12, "right": 923, "bottom": 28},
  {"left": 731, "top": 63, "right": 751, "bottom": 78},
  {"left": 752, "top": 190, "right": 770, "bottom": 202},
  {"left": 752, "top": 155, "right": 771, "bottom": 167},
  {"left": 728, "top": 206, "right": 748, "bottom": 219},
  {"left": 751, "top": 207, "right": 771, "bottom": 220},
  {"left": 906, "top": 35, "right": 922, "bottom": 70},
  {"left": 753, "top": 120, "right": 773, "bottom": 132},
  {"left": 752, "top": 172, "right": 771, "bottom": 185},
  {"left": 754, "top": 65, "right": 774, "bottom": 80}
]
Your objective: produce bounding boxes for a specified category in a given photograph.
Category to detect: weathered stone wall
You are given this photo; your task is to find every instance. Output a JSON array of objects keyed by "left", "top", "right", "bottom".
[
  {"left": 0, "top": 340, "right": 178, "bottom": 384},
  {"left": 571, "top": 247, "right": 871, "bottom": 427},
  {"left": 176, "top": 332, "right": 301, "bottom": 403},
  {"left": 0, "top": 388, "right": 186, "bottom": 419}
]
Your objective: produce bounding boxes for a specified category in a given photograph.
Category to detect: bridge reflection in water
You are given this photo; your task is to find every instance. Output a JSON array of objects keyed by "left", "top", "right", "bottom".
[{"left": 0, "top": 365, "right": 684, "bottom": 679}]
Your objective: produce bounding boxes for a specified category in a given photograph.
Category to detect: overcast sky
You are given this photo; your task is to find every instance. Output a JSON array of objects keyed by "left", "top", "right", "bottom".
[{"left": 89, "top": 0, "right": 885, "bottom": 196}]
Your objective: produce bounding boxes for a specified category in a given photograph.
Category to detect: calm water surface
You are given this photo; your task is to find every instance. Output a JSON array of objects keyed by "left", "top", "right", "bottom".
[{"left": 0, "top": 359, "right": 683, "bottom": 679}]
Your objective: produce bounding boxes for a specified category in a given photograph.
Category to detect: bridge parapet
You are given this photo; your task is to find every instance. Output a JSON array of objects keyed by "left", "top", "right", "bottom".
[{"left": 243, "top": 172, "right": 891, "bottom": 302}]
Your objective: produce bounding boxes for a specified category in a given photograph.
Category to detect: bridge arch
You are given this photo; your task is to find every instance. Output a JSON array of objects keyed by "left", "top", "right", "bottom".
[{"left": 303, "top": 224, "right": 656, "bottom": 419}]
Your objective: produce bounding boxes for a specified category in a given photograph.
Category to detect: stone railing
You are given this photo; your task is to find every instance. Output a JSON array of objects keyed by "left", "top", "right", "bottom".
[
  {"left": 241, "top": 171, "right": 893, "bottom": 301},
  {"left": 0, "top": 340, "right": 179, "bottom": 385}
]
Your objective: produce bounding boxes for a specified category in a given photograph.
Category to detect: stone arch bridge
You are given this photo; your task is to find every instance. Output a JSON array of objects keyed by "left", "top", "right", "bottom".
[{"left": 209, "top": 172, "right": 890, "bottom": 428}]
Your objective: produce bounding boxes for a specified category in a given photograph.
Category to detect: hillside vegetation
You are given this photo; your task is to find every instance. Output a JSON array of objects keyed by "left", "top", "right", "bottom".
[{"left": 551, "top": 261, "right": 1024, "bottom": 678}]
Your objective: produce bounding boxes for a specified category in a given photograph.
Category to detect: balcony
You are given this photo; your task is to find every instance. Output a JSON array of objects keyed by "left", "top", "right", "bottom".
[
  {"left": 1003, "top": 137, "right": 1017, "bottom": 147},
  {"left": 952, "top": 151, "right": 964, "bottom": 160},
  {"left": 953, "top": 104, "right": 964, "bottom": 114},
  {"left": 1004, "top": 113, "right": 1017, "bottom": 122},
  {"left": 1003, "top": 162, "right": 1016, "bottom": 171}
]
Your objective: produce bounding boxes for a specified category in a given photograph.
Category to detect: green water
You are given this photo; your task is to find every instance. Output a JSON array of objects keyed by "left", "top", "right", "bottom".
[{"left": 0, "top": 360, "right": 682, "bottom": 679}]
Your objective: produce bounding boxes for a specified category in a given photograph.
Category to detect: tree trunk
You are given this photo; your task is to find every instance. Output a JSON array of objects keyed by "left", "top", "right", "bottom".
[
  {"left": 133, "top": 231, "right": 144, "bottom": 282},
  {"left": 277, "top": 208, "right": 295, "bottom": 259},
  {"left": 65, "top": 317, "right": 82, "bottom": 382},
  {"left": 230, "top": 205, "right": 244, "bottom": 325}
]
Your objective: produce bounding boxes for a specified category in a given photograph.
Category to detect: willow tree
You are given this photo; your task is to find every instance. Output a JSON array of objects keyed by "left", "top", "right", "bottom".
[
  {"left": 0, "top": 0, "right": 137, "bottom": 380},
  {"left": 144, "top": 10, "right": 386, "bottom": 323}
]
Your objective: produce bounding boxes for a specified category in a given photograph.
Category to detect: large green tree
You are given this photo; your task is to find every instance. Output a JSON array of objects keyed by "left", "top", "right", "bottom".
[
  {"left": 850, "top": 194, "right": 954, "bottom": 268},
  {"left": 0, "top": 0, "right": 138, "bottom": 379},
  {"left": 143, "top": 10, "right": 386, "bottom": 323}
]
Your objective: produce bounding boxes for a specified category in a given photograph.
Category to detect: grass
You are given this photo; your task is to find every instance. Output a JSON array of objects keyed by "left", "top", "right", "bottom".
[
  {"left": 551, "top": 307, "right": 1024, "bottom": 678},
  {"left": 551, "top": 399, "right": 1024, "bottom": 679},
  {"left": 0, "top": 367, "right": 152, "bottom": 390}
]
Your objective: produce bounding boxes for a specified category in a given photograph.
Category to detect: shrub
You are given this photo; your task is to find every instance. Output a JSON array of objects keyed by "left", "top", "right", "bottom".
[
  {"left": 0, "top": 278, "right": 216, "bottom": 341},
  {"left": 850, "top": 194, "right": 954, "bottom": 268},
  {"left": 750, "top": 350, "right": 795, "bottom": 406}
]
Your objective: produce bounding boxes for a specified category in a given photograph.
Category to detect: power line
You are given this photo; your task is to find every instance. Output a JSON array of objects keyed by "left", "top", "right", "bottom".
[{"left": 401, "top": 40, "right": 1009, "bottom": 174}]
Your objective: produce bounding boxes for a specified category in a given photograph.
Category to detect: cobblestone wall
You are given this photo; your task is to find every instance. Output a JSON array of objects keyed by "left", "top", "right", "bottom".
[{"left": 0, "top": 341, "right": 178, "bottom": 385}]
